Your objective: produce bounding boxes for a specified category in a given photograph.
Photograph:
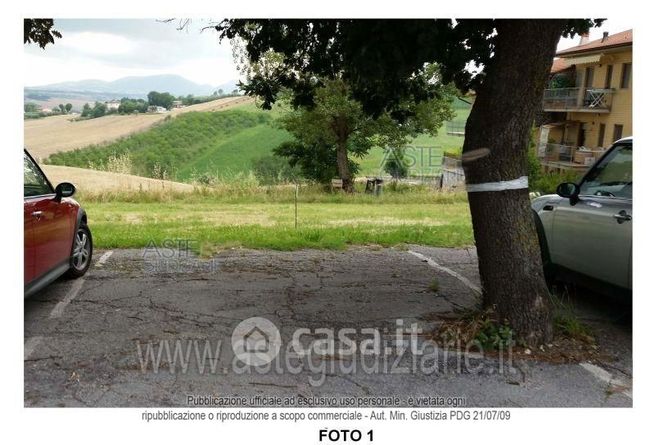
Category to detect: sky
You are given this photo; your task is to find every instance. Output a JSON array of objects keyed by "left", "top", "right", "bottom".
[
  {"left": 24, "top": 18, "right": 633, "bottom": 88},
  {"left": 24, "top": 19, "right": 240, "bottom": 87}
]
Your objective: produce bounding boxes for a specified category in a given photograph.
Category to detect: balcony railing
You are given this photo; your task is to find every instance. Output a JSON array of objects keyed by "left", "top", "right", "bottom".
[
  {"left": 543, "top": 87, "right": 613, "bottom": 112},
  {"left": 538, "top": 143, "right": 605, "bottom": 170}
]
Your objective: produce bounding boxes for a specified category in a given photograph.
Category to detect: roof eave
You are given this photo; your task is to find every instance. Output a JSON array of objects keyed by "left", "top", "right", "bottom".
[{"left": 556, "top": 42, "right": 632, "bottom": 58}]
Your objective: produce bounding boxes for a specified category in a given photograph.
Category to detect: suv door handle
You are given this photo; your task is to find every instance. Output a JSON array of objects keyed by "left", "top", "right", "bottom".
[
  {"left": 31, "top": 211, "right": 43, "bottom": 219},
  {"left": 613, "top": 210, "right": 632, "bottom": 223}
]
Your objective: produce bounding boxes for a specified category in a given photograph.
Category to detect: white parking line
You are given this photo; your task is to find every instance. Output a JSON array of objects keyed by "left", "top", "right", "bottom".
[
  {"left": 24, "top": 336, "right": 44, "bottom": 360},
  {"left": 407, "top": 250, "right": 482, "bottom": 296},
  {"left": 48, "top": 251, "right": 114, "bottom": 319},
  {"left": 580, "top": 362, "right": 632, "bottom": 399},
  {"left": 95, "top": 250, "right": 114, "bottom": 267},
  {"left": 49, "top": 278, "right": 86, "bottom": 319}
]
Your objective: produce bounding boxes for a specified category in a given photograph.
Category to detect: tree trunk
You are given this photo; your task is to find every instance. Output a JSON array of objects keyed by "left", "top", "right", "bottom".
[
  {"left": 336, "top": 141, "right": 353, "bottom": 192},
  {"left": 334, "top": 115, "right": 354, "bottom": 192},
  {"left": 462, "top": 20, "right": 565, "bottom": 346}
]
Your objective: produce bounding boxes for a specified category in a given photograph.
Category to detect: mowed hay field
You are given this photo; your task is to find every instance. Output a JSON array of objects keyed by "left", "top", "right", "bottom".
[
  {"left": 25, "top": 96, "right": 254, "bottom": 161},
  {"left": 41, "top": 165, "right": 194, "bottom": 193}
]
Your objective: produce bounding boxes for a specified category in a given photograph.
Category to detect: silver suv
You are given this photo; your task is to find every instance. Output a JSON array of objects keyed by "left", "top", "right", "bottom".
[{"left": 532, "top": 137, "right": 632, "bottom": 293}]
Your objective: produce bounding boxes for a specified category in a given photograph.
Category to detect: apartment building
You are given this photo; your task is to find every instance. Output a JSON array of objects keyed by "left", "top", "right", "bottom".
[{"left": 537, "top": 29, "right": 632, "bottom": 172}]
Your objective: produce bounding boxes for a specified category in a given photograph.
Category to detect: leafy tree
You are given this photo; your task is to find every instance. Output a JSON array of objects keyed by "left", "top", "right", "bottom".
[
  {"left": 274, "top": 140, "right": 357, "bottom": 185},
  {"left": 81, "top": 103, "right": 92, "bottom": 118},
  {"left": 218, "top": 19, "right": 603, "bottom": 346},
  {"left": 218, "top": 89, "right": 224, "bottom": 96},
  {"left": 24, "top": 19, "right": 61, "bottom": 49},
  {"left": 147, "top": 91, "right": 175, "bottom": 109},
  {"left": 65, "top": 103, "right": 73, "bottom": 113},
  {"left": 58, "top": 104, "right": 66, "bottom": 114},
  {"left": 273, "top": 77, "right": 453, "bottom": 191},
  {"left": 24, "top": 103, "right": 39, "bottom": 113},
  {"left": 88, "top": 101, "right": 107, "bottom": 119}
]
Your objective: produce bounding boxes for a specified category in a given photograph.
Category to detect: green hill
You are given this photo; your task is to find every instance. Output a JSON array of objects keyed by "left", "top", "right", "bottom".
[
  {"left": 46, "top": 109, "right": 291, "bottom": 181},
  {"left": 46, "top": 100, "right": 470, "bottom": 182}
]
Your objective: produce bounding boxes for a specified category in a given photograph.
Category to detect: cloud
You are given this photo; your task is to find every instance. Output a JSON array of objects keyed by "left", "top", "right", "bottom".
[
  {"left": 58, "top": 32, "right": 136, "bottom": 55},
  {"left": 24, "top": 19, "right": 238, "bottom": 87}
]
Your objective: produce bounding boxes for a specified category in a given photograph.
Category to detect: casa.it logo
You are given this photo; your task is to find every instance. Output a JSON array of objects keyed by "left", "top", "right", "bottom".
[{"left": 231, "top": 317, "right": 282, "bottom": 366}]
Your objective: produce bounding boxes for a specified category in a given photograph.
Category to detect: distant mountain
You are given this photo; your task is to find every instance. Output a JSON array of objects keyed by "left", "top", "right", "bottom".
[{"left": 25, "top": 74, "right": 240, "bottom": 98}]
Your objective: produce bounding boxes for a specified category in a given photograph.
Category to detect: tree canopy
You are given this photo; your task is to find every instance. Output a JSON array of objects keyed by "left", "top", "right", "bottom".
[{"left": 217, "top": 19, "right": 602, "bottom": 117}]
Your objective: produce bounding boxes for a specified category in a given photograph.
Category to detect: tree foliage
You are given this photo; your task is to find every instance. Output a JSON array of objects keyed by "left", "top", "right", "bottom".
[
  {"left": 147, "top": 91, "right": 176, "bottom": 109},
  {"left": 24, "top": 19, "right": 61, "bottom": 49},
  {"left": 81, "top": 102, "right": 108, "bottom": 119},
  {"left": 217, "top": 19, "right": 601, "bottom": 115},
  {"left": 118, "top": 98, "right": 149, "bottom": 114},
  {"left": 272, "top": 77, "right": 454, "bottom": 188}
]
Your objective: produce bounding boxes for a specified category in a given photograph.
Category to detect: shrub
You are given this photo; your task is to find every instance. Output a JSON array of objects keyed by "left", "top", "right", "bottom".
[{"left": 251, "top": 155, "right": 302, "bottom": 185}]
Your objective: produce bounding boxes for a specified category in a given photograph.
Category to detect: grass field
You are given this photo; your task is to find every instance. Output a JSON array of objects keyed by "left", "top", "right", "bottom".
[
  {"left": 25, "top": 96, "right": 253, "bottom": 161},
  {"left": 82, "top": 188, "right": 473, "bottom": 251}
]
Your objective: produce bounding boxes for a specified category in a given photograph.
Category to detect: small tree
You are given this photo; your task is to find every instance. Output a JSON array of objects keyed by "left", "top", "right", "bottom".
[
  {"left": 274, "top": 77, "right": 453, "bottom": 191},
  {"left": 65, "top": 103, "right": 73, "bottom": 113},
  {"left": 91, "top": 101, "right": 107, "bottom": 118},
  {"left": 384, "top": 148, "right": 409, "bottom": 179},
  {"left": 81, "top": 103, "right": 91, "bottom": 118},
  {"left": 147, "top": 91, "right": 175, "bottom": 109}
]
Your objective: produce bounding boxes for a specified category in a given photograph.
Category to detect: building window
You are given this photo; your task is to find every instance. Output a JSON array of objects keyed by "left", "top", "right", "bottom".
[
  {"left": 620, "top": 63, "right": 631, "bottom": 89},
  {"left": 584, "top": 66, "right": 595, "bottom": 88},
  {"left": 598, "top": 123, "right": 606, "bottom": 147},
  {"left": 613, "top": 124, "right": 624, "bottom": 142},
  {"left": 604, "top": 65, "right": 613, "bottom": 89}
]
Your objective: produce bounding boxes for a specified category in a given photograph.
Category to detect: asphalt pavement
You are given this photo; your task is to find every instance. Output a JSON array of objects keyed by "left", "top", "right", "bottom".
[{"left": 24, "top": 246, "right": 632, "bottom": 407}]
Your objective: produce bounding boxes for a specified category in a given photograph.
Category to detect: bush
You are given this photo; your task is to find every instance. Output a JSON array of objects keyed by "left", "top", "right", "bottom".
[
  {"left": 251, "top": 155, "right": 302, "bottom": 185},
  {"left": 383, "top": 148, "right": 409, "bottom": 179},
  {"left": 527, "top": 139, "right": 581, "bottom": 194},
  {"left": 532, "top": 171, "right": 580, "bottom": 194}
]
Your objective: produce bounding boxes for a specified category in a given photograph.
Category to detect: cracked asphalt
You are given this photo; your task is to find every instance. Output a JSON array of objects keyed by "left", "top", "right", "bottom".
[{"left": 24, "top": 246, "right": 632, "bottom": 407}]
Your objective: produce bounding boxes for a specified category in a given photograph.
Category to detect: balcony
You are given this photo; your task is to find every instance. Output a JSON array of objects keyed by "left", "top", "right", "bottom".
[
  {"left": 543, "top": 87, "right": 613, "bottom": 113},
  {"left": 537, "top": 143, "right": 606, "bottom": 173}
]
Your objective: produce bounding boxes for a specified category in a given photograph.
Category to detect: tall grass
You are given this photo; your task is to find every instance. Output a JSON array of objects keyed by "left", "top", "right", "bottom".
[{"left": 77, "top": 180, "right": 469, "bottom": 205}]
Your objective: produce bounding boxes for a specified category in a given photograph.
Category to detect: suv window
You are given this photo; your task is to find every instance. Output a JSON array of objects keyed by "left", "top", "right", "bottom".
[
  {"left": 579, "top": 143, "right": 632, "bottom": 199},
  {"left": 24, "top": 152, "right": 53, "bottom": 197}
]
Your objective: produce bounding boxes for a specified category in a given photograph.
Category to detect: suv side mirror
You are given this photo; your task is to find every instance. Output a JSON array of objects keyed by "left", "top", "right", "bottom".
[
  {"left": 54, "top": 182, "right": 76, "bottom": 201},
  {"left": 556, "top": 182, "right": 580, "bottom": 205}
]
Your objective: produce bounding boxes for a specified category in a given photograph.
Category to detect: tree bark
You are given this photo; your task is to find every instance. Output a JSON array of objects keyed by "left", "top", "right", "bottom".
[
  {"left": 336, "top": 141, "right": 353, "bottom": 192},
  {"left": 334, "top": 117, "right": 354, "bottom": 192},
  {"left": 462, "top": 20, "right": 565, "bottom": 346}
]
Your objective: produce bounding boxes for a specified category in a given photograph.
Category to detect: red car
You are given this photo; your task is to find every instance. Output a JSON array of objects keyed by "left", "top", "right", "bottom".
[{"left": 24, "top": 150, "right": 92, "bottom": 297}]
